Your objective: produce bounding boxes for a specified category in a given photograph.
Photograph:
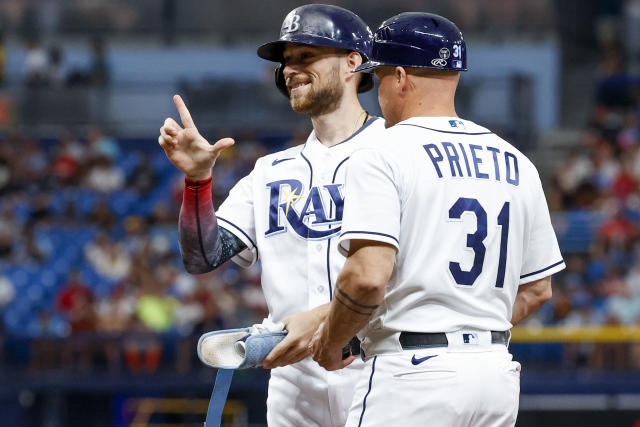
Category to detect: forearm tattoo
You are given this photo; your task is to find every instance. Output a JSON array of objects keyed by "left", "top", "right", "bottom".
[{"left": 334, "top": 284, "right": 380, "bottom": 316}]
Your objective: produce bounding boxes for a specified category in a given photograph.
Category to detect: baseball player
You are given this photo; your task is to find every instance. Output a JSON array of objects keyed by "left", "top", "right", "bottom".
[
  {"left": 310, "top": 13, "right": 565, "bottom": 427},
  {"left": 158, "top": 4, "right": 385, "bottom": 426}
]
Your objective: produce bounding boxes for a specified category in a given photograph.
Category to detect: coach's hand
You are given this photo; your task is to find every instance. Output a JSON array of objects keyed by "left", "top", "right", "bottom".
[
  {"left": 310, "top": 321, "right": 356, "bottom": 371},
  {"left": 158, "top": 94, "right": 234, "bottom": 181},
  {"left": 262, "top": 305, "right": 329, "bottom": 369}
]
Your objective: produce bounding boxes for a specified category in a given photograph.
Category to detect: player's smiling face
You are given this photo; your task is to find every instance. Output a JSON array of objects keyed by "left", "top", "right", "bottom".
[{"left": 282, "top": 43, "right": 346, "bottom": 116}]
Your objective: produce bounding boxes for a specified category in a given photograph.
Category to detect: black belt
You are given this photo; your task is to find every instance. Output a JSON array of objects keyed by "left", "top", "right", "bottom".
[{"left": 399, "top": 330, "right": 510, "bottom": 349}]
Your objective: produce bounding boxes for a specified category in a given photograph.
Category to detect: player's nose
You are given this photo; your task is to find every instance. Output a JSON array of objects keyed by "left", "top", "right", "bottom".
[{"left": 282, "top": 63, "right": 298, "bottom": 81}]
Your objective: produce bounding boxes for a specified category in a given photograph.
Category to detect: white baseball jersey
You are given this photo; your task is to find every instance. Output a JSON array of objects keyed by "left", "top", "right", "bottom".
[
  {"left": 338, "top": 116, "right": 565, "bottom": 338},
  {"left": 217, "top": 117, "right": 385, "bottom": 322},
  {"left": 216, "top": 117, "right": 386, "bottom": 426},
  {"left": 338, "top": 116, "right": 563, "bottom": 427}
]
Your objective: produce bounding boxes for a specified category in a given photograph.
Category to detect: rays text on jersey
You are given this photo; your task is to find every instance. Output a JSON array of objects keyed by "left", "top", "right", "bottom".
[
  {"left": 265, "top": 179, "right": 345, "bottom": 239},
  {"left": 424, "top": 141, "right": 519, "bottom": 185}
]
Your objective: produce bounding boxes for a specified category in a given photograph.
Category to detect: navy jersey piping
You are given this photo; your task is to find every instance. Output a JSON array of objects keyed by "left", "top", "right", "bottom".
[
  {"left": 398, "top": 123, "right": 494, "bottom": 136},
  {"left": 326, "top": 240, "right": 333, "bottom": 300},
  {"left": 326, "top": 156, "right": 350, "bottom": 300},
  {"left": 300, "top": 152, "right": 313, "bottom": 190},
  {"left": 329, "top": 156, "right": 349, "bottom": 220},
  {"left": 520, "top": 259, "right": 564, "bottom": 279},
  {"left": 358, "top": 355, "right": 377, "bottom": 427},
  {"left": 332, "top": 157, "right": 350, "bottom": 184}
]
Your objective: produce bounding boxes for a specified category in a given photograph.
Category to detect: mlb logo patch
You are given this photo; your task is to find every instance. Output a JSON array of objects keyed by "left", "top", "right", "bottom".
[
  {"left": 453, "top": 60, "right": 462, "bottom": 69},
  {"left": 462, "top": 332, "right": 479, "bottom": 345},
  {"left": 448, "top": 120, "right": 465, "bottom": 129}
]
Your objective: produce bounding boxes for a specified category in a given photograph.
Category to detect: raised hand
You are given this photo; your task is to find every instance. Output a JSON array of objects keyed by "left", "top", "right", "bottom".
[{"left": 158, "top": 94, "right": 235, "bottom": 181}]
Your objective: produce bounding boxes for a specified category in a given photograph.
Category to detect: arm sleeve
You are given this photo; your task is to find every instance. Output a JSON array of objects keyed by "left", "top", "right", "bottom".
[
  {"left": 179, "top": 177, "right": 248, "bottom": 274},
  {"left": 337, "top": 148, "right": 401, "bottom": 256},
  {"left": 519, "top": 173, "right": 565, "bottom": 284}
]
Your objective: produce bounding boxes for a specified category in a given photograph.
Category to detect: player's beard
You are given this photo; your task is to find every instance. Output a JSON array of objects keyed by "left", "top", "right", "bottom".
[{"left": 289, "top": 65, "right": 344, "bottom": 117}]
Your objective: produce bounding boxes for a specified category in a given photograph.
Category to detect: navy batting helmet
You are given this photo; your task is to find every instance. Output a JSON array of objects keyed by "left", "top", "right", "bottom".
[
  {"left": 354, "top": 12, "right": 467, "bottom": 73},
  {"left": 257, "top": 4, "right": 374, "bottom": 97}
]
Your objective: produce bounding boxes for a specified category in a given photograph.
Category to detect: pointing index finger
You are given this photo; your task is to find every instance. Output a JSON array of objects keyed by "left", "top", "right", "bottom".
[{"left": 173, "top": 94, "right": 196, "bottom": 129}]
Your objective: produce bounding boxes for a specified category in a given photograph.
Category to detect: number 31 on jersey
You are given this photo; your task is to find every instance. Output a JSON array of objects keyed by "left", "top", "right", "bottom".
[{"left": 448, "top": 197, "right": 509, "bottom": 289}]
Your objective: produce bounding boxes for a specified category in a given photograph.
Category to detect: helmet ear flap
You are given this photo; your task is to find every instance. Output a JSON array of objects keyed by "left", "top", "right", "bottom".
[
  {"left": 275, "top": 65, "right": 289, "bottom": 98},
  {"left": 357, "top": 73, "right": 374, "bottom": 94}
]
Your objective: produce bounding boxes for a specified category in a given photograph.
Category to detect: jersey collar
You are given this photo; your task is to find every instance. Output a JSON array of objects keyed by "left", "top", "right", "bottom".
[
  {"left": 397, "top": 116, "right": 490, "bottom": 134},
  {"left": 302, "top": 116, "right": 382, "bottom": 157}
]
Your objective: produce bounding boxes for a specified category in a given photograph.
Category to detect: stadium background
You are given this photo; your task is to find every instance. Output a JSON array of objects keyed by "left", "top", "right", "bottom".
[{"left": 0, "top": 0, "right": 639, "bottom": 425}]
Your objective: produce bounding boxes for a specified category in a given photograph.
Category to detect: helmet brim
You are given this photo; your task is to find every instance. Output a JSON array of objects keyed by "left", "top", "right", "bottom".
[
  {"left": 257, "top": 40, "right": 287, "bottom": 62},
  {"left": 353, "top": 61, "right": 381, "bottom": 73}
]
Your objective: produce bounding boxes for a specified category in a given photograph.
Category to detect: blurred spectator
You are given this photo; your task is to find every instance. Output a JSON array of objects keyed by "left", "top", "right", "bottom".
[
  {"left": 16, "top": 139, "right": 49, "bottom": 190},
  {"left": 595, "top": 45, "right": 638, "bottom": 110},
  {"left": 52, "top": 130, "right": 85, "bottom": 186},
  {"left": 556, "top": 150, "right": 593, "bottom": 195},
  {"left": 84, "top": 156, "right": 124, "bottom": 193},
  {"left": 136, "top": 290, "right": 178, "bottom": 333},
  {"left": 131, "top": 154, "right": 157, "bottom": 197},
  {"left": 47, "top": 45, "right": 65, "bottom": 87},
  {"left": 96, "top": 284, "right": 136, "bottom": 333},
  {"left": 0, "top": 208, "right": 18, "bottom": 258},
  {"left": 18, "top": 225, "right": 46, "bottom": 263},
  {"left": 84, "top": 233, "right": 131, "bottom": 281},
  {"left": 122, "top": 216, "right": 147, "bottom": 253},
  {"left": 0, "top": 156, "right": 10, "bottom": 195},
  {"left": 590, "top": 141, "right": 619, "bottom": 191},
  {"left": 87, "top": 128, "right": 120, "bottom": 160},
  {"left": 56, "top": 271, "right": 96, "bottom": 333},
  {"left": 0, "top": 274, "right": 15, "bottom": 366},
  {"left": 88, "top": 199, "right": 117, "bottom": 230},
  {"left": 55, "top": 272, "right": 96, "bottom": 371},
  {"left": 96, "top": 284, "right": 136, "bottom": 372},
  {"left": 23, "top": 37, "right": 48, "bottom": 87},
  {"left": 88, "top": 37, "right": 110, "bottom": 86},
  {"left": 0, "top": 275, "right": 15, "bottom": 308}
]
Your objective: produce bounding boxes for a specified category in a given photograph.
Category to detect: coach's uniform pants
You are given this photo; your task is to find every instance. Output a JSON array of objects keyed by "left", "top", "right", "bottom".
[
  {"left": 267, "top": 357, "right": 364, "bottom": 427},
  {"left": 347, "top": 332, "right": 520, "bottom": 427}
]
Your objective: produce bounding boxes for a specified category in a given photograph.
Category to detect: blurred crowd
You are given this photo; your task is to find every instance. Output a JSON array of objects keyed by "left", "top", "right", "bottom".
[
  {"left": 532, "top": 40, "right": 640, "bottom": 327},
  {"left": 525, "top": 41, "right": 640, "bottom": 370},
  {"left": 23, "top": 36, "right": 110, "bottom": 88},
  {"left": 0, "top": 127, "right": 274, "bottom": 373}
]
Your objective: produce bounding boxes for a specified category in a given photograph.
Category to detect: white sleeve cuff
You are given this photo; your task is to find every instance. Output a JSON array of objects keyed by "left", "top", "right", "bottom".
[
  {"left": 337, "top": 230, "right": 400, "bottom": 257},
  {"left": 519, "top": 259, "right": 565, "bottom": 285}
]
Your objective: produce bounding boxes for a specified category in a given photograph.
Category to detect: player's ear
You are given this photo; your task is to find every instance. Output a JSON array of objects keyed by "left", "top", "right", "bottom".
[
  {"left": 345, "top": 51, "right": 364, "bottom": 89},
  {"left": 346, "top": 51, "right": 363, "bottom": 71},
  {"left": 395, "top": 66, "right": 408, "bottom": 93}
]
